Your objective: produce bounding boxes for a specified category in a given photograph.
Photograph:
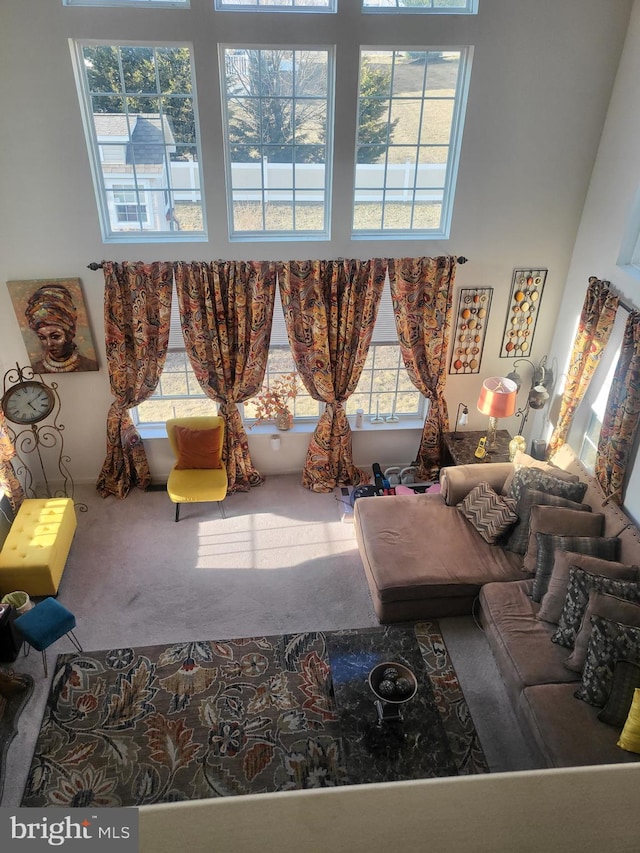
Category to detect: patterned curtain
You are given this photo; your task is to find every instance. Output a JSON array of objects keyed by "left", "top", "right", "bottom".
[
  {"left": 0, "top": 411, "right": 24, "bottom": 512},
  {"left": 388, "top": 256, "right": 456, "bottom": 480},
  {"left": 173, "top": 261, "right": 277, "bottom": 494},
  {"left": 595, "top": 310, "right": 640, "bottom": 504},
  {"left": 277, "top": 259, "right": 387, "bottom": 492},
  {"left": 547, "top": 277, "right": 619, "bottom": 458},
  {"left": 97, "top": 261, "right": 173, "bottom": 499}
]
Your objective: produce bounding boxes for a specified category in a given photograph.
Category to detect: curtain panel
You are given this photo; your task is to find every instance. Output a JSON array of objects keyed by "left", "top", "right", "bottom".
[
  {"left": 0, "top": 410, "right": 24, "bottom": 512},
  {"left": 388, "top": 256, "right": 456, "bottom": 479},
  {"left": 97, "top": 261, "right": 173, "bottom": 500},
  {"left": 173, "top": 260, "right": 277, "bottom": 494},
  {"left": 277, "top": 259, "right": 387, "bottom": 492},
  {"left": 595, "top": 310, "right": 640, "bottom": 504},
  {"left": 547, "top": 277, "right": 619, "bottom": 458}
]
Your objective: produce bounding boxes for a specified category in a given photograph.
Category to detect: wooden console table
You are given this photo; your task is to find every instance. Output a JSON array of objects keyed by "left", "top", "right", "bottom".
[{"left": 441, "top": 429, "right": 512, "bottom": 466}]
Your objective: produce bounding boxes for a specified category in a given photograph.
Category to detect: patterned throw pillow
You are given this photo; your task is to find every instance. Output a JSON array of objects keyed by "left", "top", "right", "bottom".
[
  {"left": 575, "top": 615, "right": 640, "bottom": 707},
  {"left": 567, "top": 592, "right": 640, "bottom": 672},
  {"left": 598, "top": 660, "right": 640, "bottom": 728},
  {"left": 505, "top": 488, "right": 592, "bottom": 556},
  {"left": 531, "top": 533, "right": 620, "bottom": 603},
  {"left": 552, "top": 568, "right": 640, "bottom": 650},
  {"left": 506, "top": 466, "right": 587, "bottom": 507},
  {"left": 458, "top": 481, "right": 518, "bottom": 545}
]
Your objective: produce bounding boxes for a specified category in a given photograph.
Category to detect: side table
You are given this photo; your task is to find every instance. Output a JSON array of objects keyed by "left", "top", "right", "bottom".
[{"left": 441, "top": 429, "right": 513, "bottom": 466}]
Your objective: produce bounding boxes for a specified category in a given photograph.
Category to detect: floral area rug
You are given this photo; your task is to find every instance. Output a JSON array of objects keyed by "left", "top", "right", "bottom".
[{"left": 21, "top": 623, "right": 486, "bottom": 807}]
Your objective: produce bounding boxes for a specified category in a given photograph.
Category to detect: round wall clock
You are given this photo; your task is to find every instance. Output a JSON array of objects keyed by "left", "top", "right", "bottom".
[{"left": 1, "top": 379, "right": 56, "bottom": 425}]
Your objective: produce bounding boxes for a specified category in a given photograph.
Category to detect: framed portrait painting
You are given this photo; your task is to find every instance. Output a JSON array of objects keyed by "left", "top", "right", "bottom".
[{"left": 6, "top": 277, "right": 99, "bottom": 374}]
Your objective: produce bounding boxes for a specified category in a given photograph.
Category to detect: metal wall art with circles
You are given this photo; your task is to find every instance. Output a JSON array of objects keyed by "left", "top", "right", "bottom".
[
  {"left": 500, "top": 268, "right": 547, "bottom": 358},
  {"left": 449, "top": 286, "right": 493, "bottom": 375}
]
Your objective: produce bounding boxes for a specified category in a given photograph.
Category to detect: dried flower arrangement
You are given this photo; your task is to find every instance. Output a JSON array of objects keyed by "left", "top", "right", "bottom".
[{"left": 246, "top": 372, "right": 298, "bottom": 430}]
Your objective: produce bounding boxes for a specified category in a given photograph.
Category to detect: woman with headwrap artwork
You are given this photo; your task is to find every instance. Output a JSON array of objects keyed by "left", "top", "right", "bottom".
[{"left": 8, "top": 278, "right": 98, "bottom": 374}]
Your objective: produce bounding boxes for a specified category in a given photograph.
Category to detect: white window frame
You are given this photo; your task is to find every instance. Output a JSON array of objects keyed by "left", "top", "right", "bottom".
[
  {"left": 215, "top": 0, "right": 335, "bottom": 11},
  {"left": 219, "top": 45, "right": 335, "bottom": 242},
  {"left": 617, "top": 184, "right": 640, "bottom": 282},
  {"left": 352, "top": 47, "right": 472, "bottom": 240},
  {"left": 64, "top": 0, "right": 188, "bottom": 7},
  {"left": 362, "top": 0, "right": 478, "bottom": 13},
  {"left": 70, "top": 39, "right": 207, "bottom": 243}
]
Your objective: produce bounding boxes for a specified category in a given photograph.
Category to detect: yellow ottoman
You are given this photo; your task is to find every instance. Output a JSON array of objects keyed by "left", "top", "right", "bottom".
[{"left": 0, "top": 498, "right": 77, "bottom": 596}]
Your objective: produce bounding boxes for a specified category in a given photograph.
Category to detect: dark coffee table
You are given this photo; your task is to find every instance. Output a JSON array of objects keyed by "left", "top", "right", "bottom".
[{"left": 325, "top": 625, "right": 458, "bottom": 785}]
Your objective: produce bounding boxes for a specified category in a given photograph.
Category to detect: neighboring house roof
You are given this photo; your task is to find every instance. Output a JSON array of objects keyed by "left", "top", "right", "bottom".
[{"left": 93, "top": 113, "right": 176, "bottom": 165}]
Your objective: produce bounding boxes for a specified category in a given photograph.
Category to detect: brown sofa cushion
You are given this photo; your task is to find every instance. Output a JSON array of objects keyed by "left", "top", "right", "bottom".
[
  {"left": 174, "top": 425, "right": 223, "bottom": 470},
  {"left": 479, "top": 580, "right": 579, "bottom": 699},
  {"left": 537, "top": 551, "right": 639, "bottom": 624},
  {"left": 354, "top": 494, "right": 522, "bottom": 605},
  {"left": 522, "top": 504, "right": 604, "bottom": 574},
  {"left": 507, "top": 491, "right": 593, "bottom": 558}
]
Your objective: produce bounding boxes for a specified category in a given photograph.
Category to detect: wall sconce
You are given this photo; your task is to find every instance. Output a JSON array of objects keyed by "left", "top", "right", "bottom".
[
  {"left": 506, "top": 356, "right": 555, "bottom": 435},
  {"left": 270, "top": 434, "right": 281, "bottom": 451},
  {"left": 452, "top": 403, "right": 469, "bottom": 439},
  {"left": 477, "top": 377, "right": 518, "bottom": 448}
]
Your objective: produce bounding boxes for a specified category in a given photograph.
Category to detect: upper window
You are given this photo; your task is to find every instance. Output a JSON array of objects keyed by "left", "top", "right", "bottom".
[
  {"left": 64, "top": 0, "right": 188, "bottom": 7},
  {"left": 352, "top": 48, "right": 471, "bottom": 238},
  {"left": 362, "top": 0, "right": 477, "bottom": 12},
  {"left": 215, "top": 0, "right": 334, "bottom": 10},
  {"left": 220, "top": 47, "right": 333, "bottom": 240},
  {"left": 71, "top": 41, "right": 206, "bottom": 242},
  {"left": 617, "top": 184, "right": 640, "bottom": 282}
]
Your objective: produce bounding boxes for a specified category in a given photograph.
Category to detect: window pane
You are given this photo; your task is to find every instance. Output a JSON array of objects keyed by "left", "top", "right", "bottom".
[
  {"left": 353, "top": 48, "right": 470, "bottom": 238},
  {"left": 74, "top": 42, "right": 205, "bottom": 241},
  {"left": 221, "top": 47, "right": 332, "bottom": 239},
  {"left": 362, "top": 0, "right": 477, "bottom": 13},
  {"left": 215, "top": 0, "right": 334, "bottom": 10}
]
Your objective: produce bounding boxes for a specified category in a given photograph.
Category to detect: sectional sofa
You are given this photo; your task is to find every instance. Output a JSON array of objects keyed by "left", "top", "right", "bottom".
[{"left": 354, "top": 445, "right": 640, "bottom": 767}]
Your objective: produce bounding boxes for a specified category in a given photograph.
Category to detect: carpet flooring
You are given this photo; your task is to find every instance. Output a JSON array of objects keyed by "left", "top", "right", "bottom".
[
  {"left": 1, "top": 476, "right": 540, "bottom": 807},
  {"left": 21, "top": 623, "right": 486, "bottom": 807}
]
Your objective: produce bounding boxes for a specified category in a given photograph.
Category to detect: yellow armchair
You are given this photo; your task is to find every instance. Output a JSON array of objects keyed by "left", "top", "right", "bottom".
[{"left": 166, "top": 416, "right": 228, "bottom": 522}]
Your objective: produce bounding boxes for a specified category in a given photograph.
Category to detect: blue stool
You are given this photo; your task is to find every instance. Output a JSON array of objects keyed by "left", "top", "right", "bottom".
[{"left": 14, "top": 598, "right": 82, "bottom": 677}]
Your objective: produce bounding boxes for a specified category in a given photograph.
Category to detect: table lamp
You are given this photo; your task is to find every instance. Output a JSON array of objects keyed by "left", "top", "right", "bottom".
[{"left": 477, "top": 377, "right": 517, "bottom": 449}]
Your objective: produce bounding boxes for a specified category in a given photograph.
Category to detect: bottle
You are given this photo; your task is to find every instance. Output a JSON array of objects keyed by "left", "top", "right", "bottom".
[{"left": 355, "top": 408, "right": 364, "bottom": 429}]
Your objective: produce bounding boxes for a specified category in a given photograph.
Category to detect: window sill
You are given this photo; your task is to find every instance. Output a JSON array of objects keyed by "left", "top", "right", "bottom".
[{"left": 137, "top": 417, "right": 424, "bottom": 441}]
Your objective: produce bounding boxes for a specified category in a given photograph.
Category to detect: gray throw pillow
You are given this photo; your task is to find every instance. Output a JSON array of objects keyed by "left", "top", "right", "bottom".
[
  {"left": 598, "top": 660, "right": 640, "bottom": 728},
  {"left": 566, "top": 591, "right": 640, "bottom": 672},
  {"left": 537, "top": 551, "right": 639, "bottom": 624},
  {"left": 522, "top": 504, "right": 603, "bottom": 574},
  {"left": 575, "top": 615, "right": 640, "bottom": 707},
  {"left": 531, "top": 534, "right": 620, "bottom": 603},
  {"left": 552, "top": 568, "right": 640, "bottom": 651},
  {"left": 506, "top": 490, "right": 593, "bottom": 557},
  {"left": 506, "top": 466, "right": 587, "bottom": 507}
]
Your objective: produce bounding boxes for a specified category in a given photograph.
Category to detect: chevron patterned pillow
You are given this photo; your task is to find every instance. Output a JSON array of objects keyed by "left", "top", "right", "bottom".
[{"left": 458, "top": 481, "right": 519, "bottom": 545}]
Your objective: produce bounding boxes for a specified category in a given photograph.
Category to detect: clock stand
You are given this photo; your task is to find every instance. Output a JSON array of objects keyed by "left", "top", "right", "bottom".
[{"left": 1, "top": 364, "right": 87, "bottom": 512}]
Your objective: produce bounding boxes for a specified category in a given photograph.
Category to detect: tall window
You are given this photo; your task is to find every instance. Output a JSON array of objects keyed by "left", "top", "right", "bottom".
[
  {"left": 352, "top": 48, "right": 472, "bottom": 238},
  {"left": 71, "top": 41, "right": 206, "bottom": 242},
  {"left": 220, "top": 47, "right": 333, "bottom": 239}
]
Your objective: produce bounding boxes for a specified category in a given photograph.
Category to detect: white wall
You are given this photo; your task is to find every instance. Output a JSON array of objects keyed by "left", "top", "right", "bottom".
[
  {"left": 0, "top": 0, "right": 633, "bottom": 486},
  {"left": 547, "top": 0, "right": 640, "bottom": 524}
]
